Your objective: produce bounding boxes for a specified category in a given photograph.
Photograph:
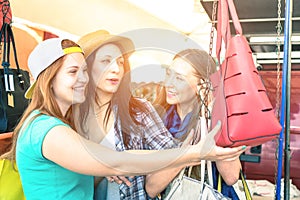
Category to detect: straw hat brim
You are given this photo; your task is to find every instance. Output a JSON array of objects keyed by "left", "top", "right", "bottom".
[{"left": 77, "top": 30, "right": 135, "bottom": 59}]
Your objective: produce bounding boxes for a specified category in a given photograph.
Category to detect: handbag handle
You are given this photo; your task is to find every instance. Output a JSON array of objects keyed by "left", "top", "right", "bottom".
[
  {"left": 240, "top": 170, "right": 252, "bottom": 200},
  {"left": 181, "top": 117, "right": 213, "bottom": 185},
  {"left": 199, "top": 116, "right": 214, "bottom": 187},
  {"left": 216, "top": 0, "right": 243, "bottom": 62},
  {"left": 1, "top": 22, "right": 28, "bottom": 90}
]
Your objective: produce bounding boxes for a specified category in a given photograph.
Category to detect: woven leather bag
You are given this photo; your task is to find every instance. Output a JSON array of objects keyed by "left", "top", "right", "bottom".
[{"left": 210, "top": 0, "right": 281, "bottom": 147}]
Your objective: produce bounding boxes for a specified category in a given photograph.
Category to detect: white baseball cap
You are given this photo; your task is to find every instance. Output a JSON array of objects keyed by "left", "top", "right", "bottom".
[{"left": 25, "top": 38, "right": 84, "bottom": 99}]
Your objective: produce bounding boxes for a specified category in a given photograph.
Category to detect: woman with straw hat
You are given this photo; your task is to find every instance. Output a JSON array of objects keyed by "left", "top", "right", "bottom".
[{"left": 77, "top": 29, "right": 179, "bottom": 200}]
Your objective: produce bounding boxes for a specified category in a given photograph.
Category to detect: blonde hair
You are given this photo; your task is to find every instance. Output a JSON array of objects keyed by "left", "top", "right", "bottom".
[{"left": 153, "top": 49, "right": 217, "bottom": 140}]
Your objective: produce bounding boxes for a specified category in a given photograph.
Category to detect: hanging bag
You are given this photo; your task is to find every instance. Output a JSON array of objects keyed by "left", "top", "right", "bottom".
[
  {"left": 0, "top": 22, "right": 30, "bottom": 133},
  {"left": 0, "top": 159, "right": 26, "bottom": 200},
  {"left": 165, "top": 117, "right": 230, "bottom": 200},
  {"left": 210, "top": 0, "right": 281, "bottom": 147}
]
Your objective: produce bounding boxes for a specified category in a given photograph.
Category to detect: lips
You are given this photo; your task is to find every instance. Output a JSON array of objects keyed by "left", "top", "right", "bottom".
[
  {"left": 107, "top": 78, "right": 120, "bottom": 85},
  {"left": 73, "top": 85, "right": 86, "bottom": 92},
  {"left": 166, "top": 89, "right": 177, "bottom": 98}
]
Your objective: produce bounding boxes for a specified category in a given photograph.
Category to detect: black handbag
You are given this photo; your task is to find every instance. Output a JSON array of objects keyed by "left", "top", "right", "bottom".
[{"left": 0, "top": 22, "right": 30, "bottom": 133}]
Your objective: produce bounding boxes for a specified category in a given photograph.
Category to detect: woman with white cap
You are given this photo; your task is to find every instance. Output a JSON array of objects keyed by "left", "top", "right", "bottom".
[
  {"left": 76, "top": 30, "right": 246, "bottom": 200},
  {"left": 1, "top": 38, "right": 245, "bottom": 200}
]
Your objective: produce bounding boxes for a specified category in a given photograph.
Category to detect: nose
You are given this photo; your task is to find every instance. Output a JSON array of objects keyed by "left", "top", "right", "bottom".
[
  {"left": 78, "top": 68, "right": 89, "bottom": 84},
  {"left": 109, "top": 60, "right": 120, "bottom": 73},
  {"left": 164, "top": 74, "right": 174, "bottom": 87}
]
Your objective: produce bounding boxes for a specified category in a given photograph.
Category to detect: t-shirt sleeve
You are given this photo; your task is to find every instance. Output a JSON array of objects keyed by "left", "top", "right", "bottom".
[{"left": 28, "top": 115, "right": 69, "bottom": 159}]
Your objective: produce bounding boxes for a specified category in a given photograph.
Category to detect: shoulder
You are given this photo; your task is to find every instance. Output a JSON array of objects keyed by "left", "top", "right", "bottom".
[
  {"left": 133, "top": 97, "right": 154, "bottom": 111},
  {"left": 31, "top": 113, "right": 68, "bottom": 128},
  {"left": 133, "top": 97, "right": 149, "bottom": 104},
  {"left": 21, "top": 111, "right": 70, "bottom": 138}
]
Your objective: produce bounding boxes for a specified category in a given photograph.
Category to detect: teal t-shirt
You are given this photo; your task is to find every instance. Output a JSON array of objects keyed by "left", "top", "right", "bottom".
[{"left": 16, "top": 111, "right": 94, "bottom": 200}]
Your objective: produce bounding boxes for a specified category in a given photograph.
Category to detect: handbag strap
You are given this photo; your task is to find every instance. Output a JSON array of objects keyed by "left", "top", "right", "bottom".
[
  {"left": 1, "top": 22, "right": 28, "bottom": 90},
  {"left": 1, "top": 22, "right": 21, "bottom": 71},
  {"left": 216, "top": 0, "right": 243, "bottom": 62},
  {"left": 240, "top": 170, "right": 252, "bottom": 200},
  {"left": 5, "top": 23, "right": 22, "bottom": 72},
  {"left": 199, "top": 116, "right": 214, "bottom": 187}
]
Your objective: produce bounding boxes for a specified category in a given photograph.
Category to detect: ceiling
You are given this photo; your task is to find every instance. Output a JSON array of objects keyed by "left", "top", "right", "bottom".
[
  {"left": 200, "top": 0, "right": 300, "bottom": 65},
  {"left": 200, "top": 0, "right": 300, "bottom": 36},
  {"left": 10, "top": 0, "right": 213, "bottom": 50}
]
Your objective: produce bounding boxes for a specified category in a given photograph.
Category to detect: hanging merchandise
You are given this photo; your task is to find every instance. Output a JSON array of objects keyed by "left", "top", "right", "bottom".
[
  {"left": 165, "top": 117, "right": 230, "bottom": 200},
  {"left": 210, "top": 0, "right": 282, "bottom": 147},
  {"left": 0, "top": 21, "right": 30, "bottom": 133},
  {"left": 0, "top": 159, "right": 26, "bottom": 200}
]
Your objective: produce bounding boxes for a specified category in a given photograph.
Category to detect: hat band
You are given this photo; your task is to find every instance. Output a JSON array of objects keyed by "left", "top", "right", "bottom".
[{"left": 63, "top": 47, "right": 84, "bottom": 55}]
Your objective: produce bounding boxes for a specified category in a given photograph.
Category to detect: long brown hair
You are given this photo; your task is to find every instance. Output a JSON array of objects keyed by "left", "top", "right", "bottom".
[
  {"left": 153, "top": 49, "right": 217, "bottom": 141},
  {"left": 1, "top": 39, "right": 81, "bottom": 160},
  {"left": 79, "top": 42, "right": 151, "bottom": 148}
]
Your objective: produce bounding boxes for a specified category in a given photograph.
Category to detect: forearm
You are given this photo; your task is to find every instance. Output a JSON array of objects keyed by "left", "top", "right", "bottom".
[
  {"left": 80, "top": 136, "right": 201, "bottom": 176},
  {"left": 215, "top": 159, "right": 241, "bottom": 185},
  {"left": 145, "top": 166, "right": 183, "bottom": 198},
  {"left": 44, "top": 126, "right": 200, "bottom": 177}
]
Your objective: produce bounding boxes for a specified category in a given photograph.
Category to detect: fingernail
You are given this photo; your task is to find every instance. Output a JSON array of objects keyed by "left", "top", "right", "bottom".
[{"left": 242, "top": 145, "right": 247, "bottom": 150}]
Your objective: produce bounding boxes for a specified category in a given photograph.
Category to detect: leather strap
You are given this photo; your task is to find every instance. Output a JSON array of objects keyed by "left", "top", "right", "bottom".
[
  {"left": 240, "top": 170, "right": 252, "bottom": 200},
  {"left": 200, "top": 117, "right": 213, "bottom": 187},
  {"left": 216, "top": 0, "right": 243, "bottom": 62}
]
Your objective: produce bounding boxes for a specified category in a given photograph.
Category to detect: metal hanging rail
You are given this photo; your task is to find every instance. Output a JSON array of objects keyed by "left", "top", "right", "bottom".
[{"left": 276, "top": 0, "right": 293, "bottom": 199}]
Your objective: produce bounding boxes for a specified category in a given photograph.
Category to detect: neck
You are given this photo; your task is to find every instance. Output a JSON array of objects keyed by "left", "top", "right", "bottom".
[
  {"left": 176, "top": 100, "right": 197, "bottom": 120},
  {"left": 96, "top": 88, "right": 113, "bottom": 105},
  {"left": 58, "top": 103, "right": 70, "bottom": 117},
  {"left": 94, "top": 94, "right": 113, "bottom": 134}
]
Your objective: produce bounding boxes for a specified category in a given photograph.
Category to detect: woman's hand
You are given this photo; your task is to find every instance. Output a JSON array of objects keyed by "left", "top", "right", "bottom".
[
  {"left": 193, "top": 121, "right": 247, "bottom": 162},
  {"left": 106, "top": 176, "right": 134, "bottom": 186}
]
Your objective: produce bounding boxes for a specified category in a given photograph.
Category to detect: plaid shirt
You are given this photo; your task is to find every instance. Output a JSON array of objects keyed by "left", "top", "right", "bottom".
[{"left": 113, "top": 98, "right": 178, "bottom": 200}]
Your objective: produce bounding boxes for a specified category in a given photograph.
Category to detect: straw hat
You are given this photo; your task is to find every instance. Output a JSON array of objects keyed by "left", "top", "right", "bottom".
[{"left": 77, "top": 30, "right": 135, "bottom": 58}]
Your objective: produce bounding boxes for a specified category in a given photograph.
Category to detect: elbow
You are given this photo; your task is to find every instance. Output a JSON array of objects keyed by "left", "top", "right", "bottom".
[
  {"left": 222, "top": 173, "right": 239, "bottom": 186},
  {"left": 146, "top": 190, "right": 159, "bottom": 199},
  {"left": 145, "top": 177, "right": 162, "bottom": 198},
  {"left": 145, "top": 184, "right": 160, "bottom": 198}
]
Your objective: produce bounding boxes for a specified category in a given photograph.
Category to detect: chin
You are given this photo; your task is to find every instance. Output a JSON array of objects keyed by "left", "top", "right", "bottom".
[
  {"left": 166, "top": 97, "right": 178, "bottom": 105},
  {"left": 72, "top": 96, "right": 86, "bottom": 104}
]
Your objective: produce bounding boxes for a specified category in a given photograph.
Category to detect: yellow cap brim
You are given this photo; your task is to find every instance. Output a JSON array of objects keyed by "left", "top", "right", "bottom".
[{"left": 24, "top": 81, "right": 36, "bottom": 99}]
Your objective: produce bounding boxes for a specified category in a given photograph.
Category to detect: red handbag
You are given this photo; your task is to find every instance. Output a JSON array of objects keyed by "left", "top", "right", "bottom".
[{"left": 210, "top": 0, "right": 282, "bottom": 147}]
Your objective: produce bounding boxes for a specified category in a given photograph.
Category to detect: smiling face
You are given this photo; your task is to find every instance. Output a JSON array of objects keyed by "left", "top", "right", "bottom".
[
  {"left": 90, "top": 44, "right": 124, "bottom": 100},
  {"left": 52, "top": 52, "right": 88, "bottom": 113},
  {"left": 164, "top": 57, "right": 199, "bottom": 107}
]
